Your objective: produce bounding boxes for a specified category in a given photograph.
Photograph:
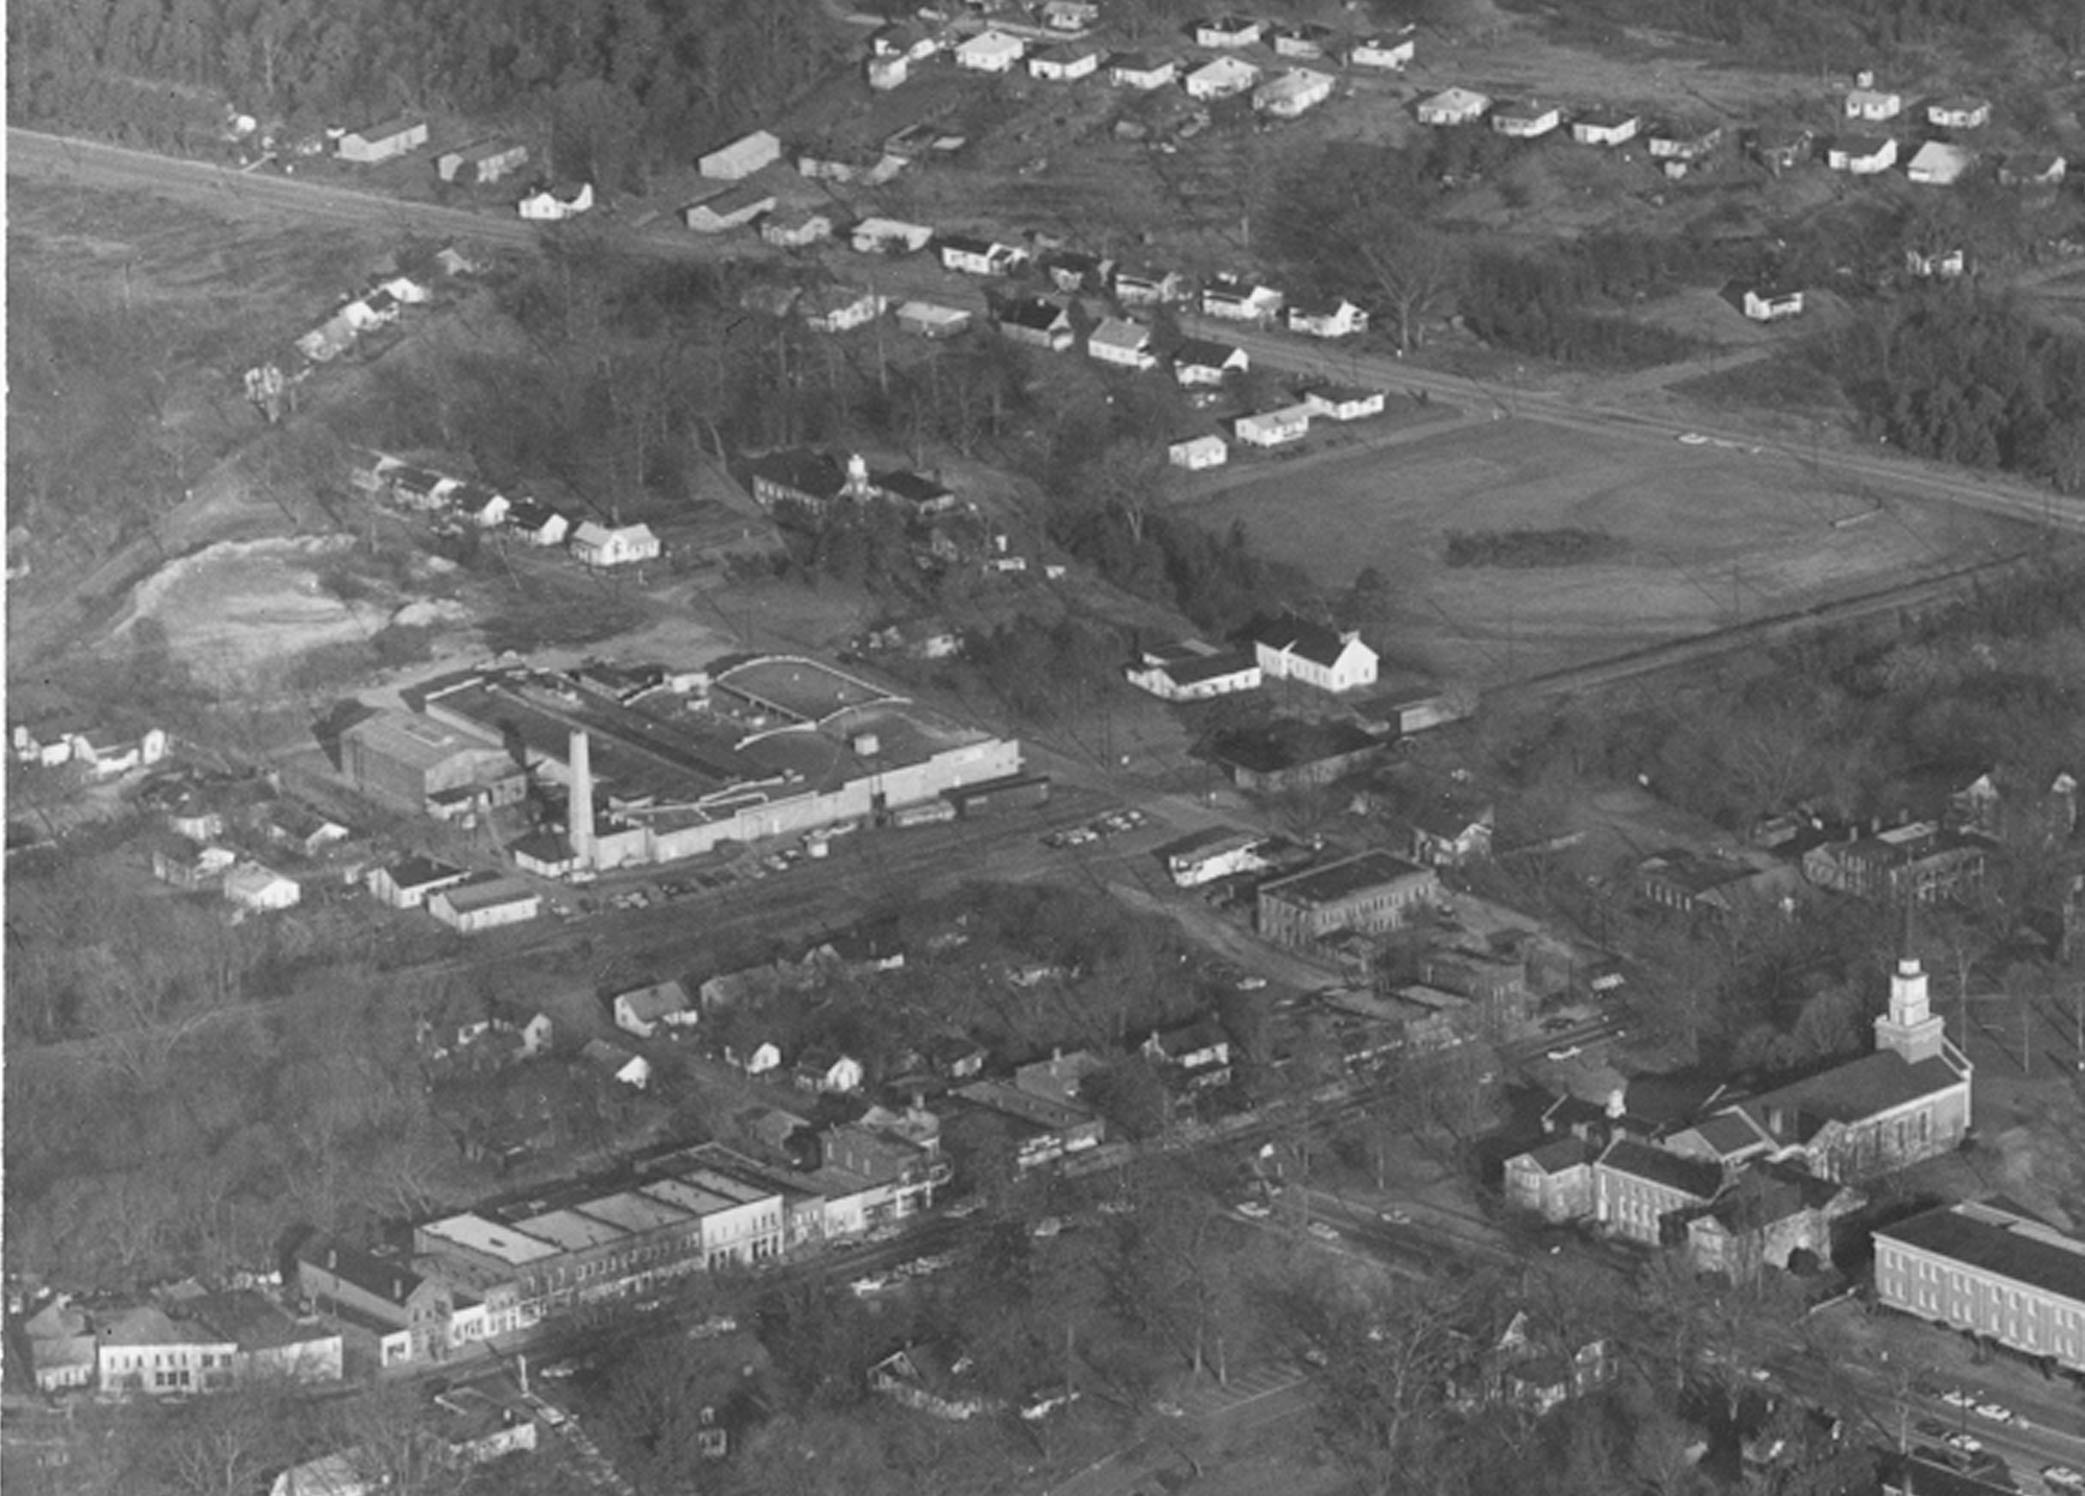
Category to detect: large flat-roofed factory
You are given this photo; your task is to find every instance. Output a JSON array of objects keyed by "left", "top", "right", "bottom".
[{"left": 335, "top": 654, "right": 1024, "bottom": 870}]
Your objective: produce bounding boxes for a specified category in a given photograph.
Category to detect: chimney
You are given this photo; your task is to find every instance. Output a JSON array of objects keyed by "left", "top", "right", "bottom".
[{"left": 569, "top": 729, "right": 596, "bottom": 865}]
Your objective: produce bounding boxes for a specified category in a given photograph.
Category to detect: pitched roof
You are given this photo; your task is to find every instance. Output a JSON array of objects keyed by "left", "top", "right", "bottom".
[
  {"left": 752, "top": 447, "right": 851, "bottom": 498},
  {"left": 1090, "top": 318, "right": 1153, "bottom": 351},
  {"left": 1172, "top": 336, "right": 1245, "bottom": 369},
  {"left": 1596, "top": 1139, "right": 1723, "bottom": 1199},
  {"left": 1734, "top": 1050, "right": 1966, "bottom": 1140},
  {"left": 297, "top": 1236, "right": 430, "bottom": 1307},
  {"left": 1249, "top": 612, "right": 1360, "bottom": 667},
  {"left": 614, "top": 979, "right": 692, "bottom": 1023},
  {"left": 1260, "top": 849, "right": 1433, "bottom": 907},
  {"left": 1518, "top": 1136, "right": 1594, "bottom": 1174},
  {"left": 999, "top": 297, "right": 1070, "bottom": 330}
]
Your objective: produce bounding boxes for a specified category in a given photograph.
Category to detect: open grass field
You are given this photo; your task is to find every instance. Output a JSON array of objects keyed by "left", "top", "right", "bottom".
[{"left": 1186, "top": 416, "right": 2034, "bottom": 687}]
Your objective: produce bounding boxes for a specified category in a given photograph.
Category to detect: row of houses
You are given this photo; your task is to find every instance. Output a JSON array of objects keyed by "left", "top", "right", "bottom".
[
  {"left": 10, "top": 722, "right": 167, "bottom": 776},
  {"left": 862, "top": 13, "right": 1411, "bottom": 103},
  {"left": 1410, "top": 68, "right": 2066, "bottom": 190},
  {"left": 284, "top": 272, "right": 433, "bottom": 370},
  {"left": 352, "top": 453, "right": 661, "bottom": 567}
]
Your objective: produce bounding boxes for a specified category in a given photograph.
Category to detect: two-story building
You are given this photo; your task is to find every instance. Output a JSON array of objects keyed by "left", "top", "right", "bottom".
[
  {"left": 1593, "top": 1139, "right": 1725, "bottom": 1246},
  {"left": 296, "top": 1236, "right": 453, "bottom": 1369},
  {"left": 1503, "top": 1137, "right": 1596, "bottom": 1223},
  {"left": 1872, "top": 1200, "right": 2085, "bottom": 1374},
  {"left": 1801, "top": 821, "right": 1992, "bottom": 903},
  {"left": 1257, "top": 850, "right": 1441, "bottom": 951}
]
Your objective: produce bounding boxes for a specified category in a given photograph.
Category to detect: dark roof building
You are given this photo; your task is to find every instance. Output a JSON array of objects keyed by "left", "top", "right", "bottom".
[
  {"left": 1874, "top": 1199, "right": 2085, "bottom": 1374},
  {"left": 1210, "top": 717, "right": 1383, "bottom": 792}
]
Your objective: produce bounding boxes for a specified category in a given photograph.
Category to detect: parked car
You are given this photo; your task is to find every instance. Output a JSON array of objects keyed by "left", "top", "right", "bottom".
[
  {"left": 2042, "top": 1467, "right": 2085, "bottom": 1494},
  {"left": 1546, "top": 1045, "right": 1585, "bottom": 1062},
  {"left": 1379, "top": 1207, "right": 1412, "bottom": 1224},
  {"left": 1972, "top": 1402, "right": 2020, "bottom": 1425},
  {"left": 1943, "top": 1432, "right": 1984, "bottom": 1456},
  {"left": 1237, "top": 1200, "right": 1272, "bottom": 1219},
  {"left": 1939, "top": 1388, "right": 1978, "bottom": 1408},
  {"left": 1307, "top": 1222, "right": 1340, "bottom": 1242}
]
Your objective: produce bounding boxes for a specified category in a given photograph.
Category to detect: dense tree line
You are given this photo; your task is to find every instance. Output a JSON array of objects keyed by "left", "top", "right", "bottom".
[
  {"left": 7, "top": 0, "right": 838, "bottom": 179},
  {"left": 1459, "top": 245, "right": 1703, "bottom": 370},
  {"left": 1543, "top": 0, "right": 2084, "bottom": 59},
  {"left": 1825, "top": 292, "right": 2085, "bottom": 490}
]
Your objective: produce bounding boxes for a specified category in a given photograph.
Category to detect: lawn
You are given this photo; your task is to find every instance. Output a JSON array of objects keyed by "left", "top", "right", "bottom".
[{"left": 1188, "top": 416, "right": 2031, "bottom": 686}]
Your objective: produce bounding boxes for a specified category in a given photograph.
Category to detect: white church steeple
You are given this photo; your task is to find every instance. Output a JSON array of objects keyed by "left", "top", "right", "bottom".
[{"left": 1874, "top": 955, "right": 1946, "bottom": 1064}]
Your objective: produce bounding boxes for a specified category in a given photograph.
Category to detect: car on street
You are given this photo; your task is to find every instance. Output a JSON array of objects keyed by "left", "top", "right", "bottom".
[
  {"left": 1546, "top": 1045, "right": 1584, "bottom": 1062},
  {"left": 2042, "top": 1467, "right": 2085, "bottom": 1494},
  {"left": 1939, "top": 1388, "right": 1978, "bottom": 1408},
  {"left": 1972, "top": 1402, "right": 2020, "bottom": 1425},
  {"left": 1237, "top": 1200, "right": 1272, "bottom": 1219},
  {"left": 850, "top": 1273, "right": 897, "bottom": 1296},
  {"left": 1943, "top": 1432, "right": 1984, "bottom": 1456},
  {"left": 1307, "top": 1222, "right": 1340, "bottom": 1242},
  {"left": 1379, "top": 1207, "right": 1412, "bottom": 1224},
  {"left": 1916, "top": 1419, "right": 1950, "bottom": 1439},
  {"left": 1540, "top": 1015, "right": 1576, "bottom": 1033}
]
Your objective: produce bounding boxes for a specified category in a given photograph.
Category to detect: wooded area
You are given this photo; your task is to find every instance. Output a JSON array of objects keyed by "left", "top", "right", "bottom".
[
  {"left": 1825, "top": 293, "right": 2085, "bottom": 491},
  {"left": 1516, "top": 0, "right": 2084, "bottom": 59},
  {"left": 7, "top": 0, "right": 836, "bottom": 179}
]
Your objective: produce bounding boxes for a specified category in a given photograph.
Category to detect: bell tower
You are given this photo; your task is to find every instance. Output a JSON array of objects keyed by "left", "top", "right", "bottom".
[{"left": 1874, "top": 955, "right": 1945, "bottom": 1064}]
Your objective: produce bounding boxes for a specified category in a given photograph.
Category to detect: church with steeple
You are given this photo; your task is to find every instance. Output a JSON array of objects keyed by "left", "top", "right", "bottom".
[{"left": 1717, "top": 954, "right": 1975, "bottom": 1183}]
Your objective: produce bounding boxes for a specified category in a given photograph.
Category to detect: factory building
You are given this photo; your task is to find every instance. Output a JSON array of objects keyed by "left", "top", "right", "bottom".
[{"left": 360, "top": 655, "right": 1021, "bottom": 871}]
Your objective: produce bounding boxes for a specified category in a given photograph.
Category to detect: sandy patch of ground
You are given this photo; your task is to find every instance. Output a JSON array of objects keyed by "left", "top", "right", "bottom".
[{"left": 120, "top": 536, "right": 386, "bottom": 685}]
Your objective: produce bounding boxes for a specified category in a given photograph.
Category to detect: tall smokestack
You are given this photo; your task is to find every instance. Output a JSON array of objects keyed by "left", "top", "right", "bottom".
[{"left": 569, "top": 729, "right": 596, "bottom": 866}]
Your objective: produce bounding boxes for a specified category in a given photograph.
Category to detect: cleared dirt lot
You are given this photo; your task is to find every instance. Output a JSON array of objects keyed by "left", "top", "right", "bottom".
[{"left": 1186, "top": 416, "right": 2033, "bottom": 686}]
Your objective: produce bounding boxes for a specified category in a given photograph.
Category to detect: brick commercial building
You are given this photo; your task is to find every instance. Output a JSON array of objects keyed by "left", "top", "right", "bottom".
[
  {"left": 1257, "top": 850, "right": 1441, "bottom": 951},
  {"left": 1873, "top": 1200, "right": 2085, "bottom": 1373}
]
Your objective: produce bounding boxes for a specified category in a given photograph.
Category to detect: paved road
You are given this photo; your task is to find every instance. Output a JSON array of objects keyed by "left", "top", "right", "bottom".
[{"left": 1180, "top": 312, "right": 2085, "bottom": 539}]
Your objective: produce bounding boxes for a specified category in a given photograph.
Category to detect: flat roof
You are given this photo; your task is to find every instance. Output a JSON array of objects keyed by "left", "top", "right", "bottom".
[
  {"left": 419, "top": 1214, "right": 562, "bottom": 1265},
  {"left": 575, "top": 1190, "right": 693, "bottom": 1234},
  {"left": 512, "top": 1208, "right": 628, "bottom": 1251},
  {"left": 640, "top": 1177, "right": 745, "bottom": 1215},
  {"left": 678, "top": 1166, "right": 777, "bottom": 1206}
]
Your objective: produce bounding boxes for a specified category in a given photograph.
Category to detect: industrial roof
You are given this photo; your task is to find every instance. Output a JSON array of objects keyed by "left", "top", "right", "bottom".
[{"left": 343, "top": 710, "right": 504, "bottom": 771}]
